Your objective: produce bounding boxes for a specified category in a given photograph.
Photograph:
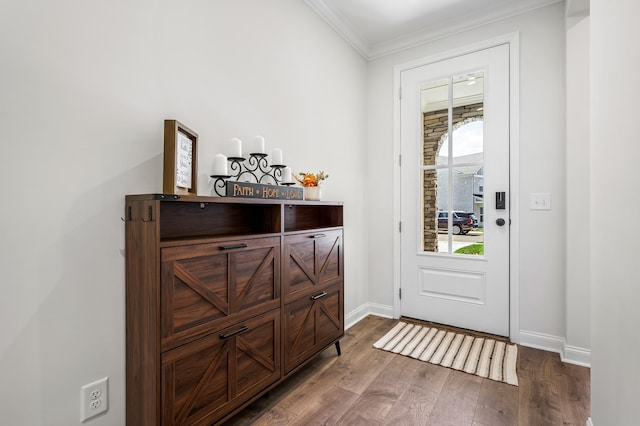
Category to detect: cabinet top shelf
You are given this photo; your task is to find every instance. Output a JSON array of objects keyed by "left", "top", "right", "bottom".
[
  {"left": 125, "top": 193, "right": 343, "bottom": 239},
  {"left": 125, "top": 193, "right": 343, "bottom": 206}
]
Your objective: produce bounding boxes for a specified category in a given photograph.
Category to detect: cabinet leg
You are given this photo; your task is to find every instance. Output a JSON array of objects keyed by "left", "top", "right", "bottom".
[{"left": 335, "top": 341, "right": 341, "bottom": 356}]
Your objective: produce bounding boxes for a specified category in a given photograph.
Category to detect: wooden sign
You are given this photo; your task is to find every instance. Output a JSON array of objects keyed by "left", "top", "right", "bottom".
[
  {"left": 163, "top": 120, "right": 198, "bottom": 195},
  {"left": 226, "top": 181, "right": 303, "bottom": 200}
]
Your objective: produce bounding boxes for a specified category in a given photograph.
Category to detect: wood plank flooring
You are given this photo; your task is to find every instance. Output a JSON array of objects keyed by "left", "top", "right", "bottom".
[{"left": 224, "top": 315, "right": 590, "bottom": 426}]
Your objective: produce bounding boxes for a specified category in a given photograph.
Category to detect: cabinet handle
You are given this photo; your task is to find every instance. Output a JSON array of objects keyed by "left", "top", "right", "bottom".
[
  {"left": 220, "top": 325, "right": 249, "bottom": 339},
  {"left": 309, "top": 234, "right": 326, "bottom": 239},
  {"left": 310, "top": 291, "right": 328, "bottom": 300},
  {"left": 219, "top": 243, "right": 248, "bottom": 251}
]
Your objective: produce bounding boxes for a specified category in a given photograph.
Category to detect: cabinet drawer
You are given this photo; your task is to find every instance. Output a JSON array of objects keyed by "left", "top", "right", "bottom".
[
  {"left": 283, "top": 284, "right": 343, "bottom": 373},
  {"left": 160, "top": 236, "right": 280, "bottom": 350},
  {"left": 283, "top": 229, "right": 343, "bottom": 302},
  {"left": 161, "top": 309, "right": 281, "bottom": 426}
]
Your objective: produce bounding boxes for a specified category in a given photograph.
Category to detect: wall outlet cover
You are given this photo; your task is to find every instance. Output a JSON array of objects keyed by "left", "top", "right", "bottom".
[{"left": 81, "top": 377, "right": 108, "bottom": 422}]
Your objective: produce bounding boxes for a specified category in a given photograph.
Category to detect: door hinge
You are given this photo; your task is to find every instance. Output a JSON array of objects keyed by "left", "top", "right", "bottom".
[
  {"left": 399, "top": 221, "right": 402, "bottom": 232},
  {"left": 399, "top": 154, "right": 401, "bottom": 167},
  {"left": 399, "top": 288, "right": 402, "bottom": 299},
  {"left": 399, "top": 87, "right": 402, "bottom": 100}
]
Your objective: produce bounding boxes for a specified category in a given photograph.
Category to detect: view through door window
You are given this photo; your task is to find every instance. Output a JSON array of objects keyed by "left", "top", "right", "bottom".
[{"left": 420, "top": 71, "right": 485, "bottom": 255}]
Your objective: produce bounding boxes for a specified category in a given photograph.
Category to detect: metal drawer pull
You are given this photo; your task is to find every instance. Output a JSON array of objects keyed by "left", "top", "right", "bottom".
[
  {"left": 310, "top": 291, "right": 328, "bottom": 300},
  {"left": 219, "top": 243, "right": 248, "bottom": 250},
  {"left": 220, "top": 325, "right": 249, "bottom": 339},
  {"left": 310, "top": 234, "right": 326, "bottom": 239}
]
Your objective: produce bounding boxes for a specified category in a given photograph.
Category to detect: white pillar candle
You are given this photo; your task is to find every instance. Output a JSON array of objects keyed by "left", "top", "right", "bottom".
[
  {"left": 253, "top": 135, "right": 266, "bottom": 154},
  {"left": 229, "top": 138, "right": 242, "bottom": 158},
  {"left": 271, "top": 148, "right": 283, "bottom": 165},
  {"left": 212, "top": 153, "right": 228, "bottom": 176},
  {"left": 281, "top": 166, "right": 292, "bottom": 183}
]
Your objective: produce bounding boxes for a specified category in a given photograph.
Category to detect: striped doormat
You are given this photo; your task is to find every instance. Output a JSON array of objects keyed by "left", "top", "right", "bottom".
[{"left": 373, "top": 321, "right": 518, "bottom": 386}]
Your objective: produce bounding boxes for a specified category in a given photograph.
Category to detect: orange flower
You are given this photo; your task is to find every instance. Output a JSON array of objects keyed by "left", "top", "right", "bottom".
[{"left": 294, "top": 171, "right": 329, "bottom": 187}]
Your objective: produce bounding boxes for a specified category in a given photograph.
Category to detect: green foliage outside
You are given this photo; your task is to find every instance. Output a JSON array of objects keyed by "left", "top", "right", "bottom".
[{"left": 455, "top": 243, "right": 484, "bottom": 255}]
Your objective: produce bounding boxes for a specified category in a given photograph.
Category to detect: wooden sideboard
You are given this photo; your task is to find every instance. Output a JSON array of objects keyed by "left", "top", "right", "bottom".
[{"left": 125, "top": 194, "right": 344, "bottom": 425}]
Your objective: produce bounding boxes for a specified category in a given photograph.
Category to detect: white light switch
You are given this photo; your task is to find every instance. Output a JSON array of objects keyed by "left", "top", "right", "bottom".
[{"left": 530, "top": 193, "right": 551, "bottom": 210}]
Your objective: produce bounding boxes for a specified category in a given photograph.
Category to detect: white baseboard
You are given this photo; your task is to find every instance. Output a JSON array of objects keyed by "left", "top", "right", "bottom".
[
  {"left": 519, "top": 329, "right": 565, "bottom": 353},
  {"left": 520, "top": 329, "right": 591, "bottom": 367},
  {"left": 366, "top": 302, "right": 394, "bottom": 319},
  {"left": 564, "top": 344, "right": 591, "bottom": 367},
  {"left": 345, "top": 302, "right": 394, "bottom": 330}
]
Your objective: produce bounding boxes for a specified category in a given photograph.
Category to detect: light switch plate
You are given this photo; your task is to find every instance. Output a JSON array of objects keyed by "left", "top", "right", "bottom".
[{"left": 530, "top": 192, "right": 551, "bottom": 210}]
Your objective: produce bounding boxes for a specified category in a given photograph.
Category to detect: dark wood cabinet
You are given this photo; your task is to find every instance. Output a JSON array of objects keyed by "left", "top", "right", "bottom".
[
  {"left": 125, "top": 194, "right": 343, "bottom": 425},
  {"left": 160, "top": 309, "right": 280, "bottom": 426},
  {"left": 283, "top": 283, "right": 343, "bottom": 373},
  {"left": 282, "top": 230, "right": 344, "bottom": 372},
  {"left": 282, "top": 230, "right": 343, "bottom": 303},
  {"left": 160, "top": 236, "right": 280, "bottom": 351}
]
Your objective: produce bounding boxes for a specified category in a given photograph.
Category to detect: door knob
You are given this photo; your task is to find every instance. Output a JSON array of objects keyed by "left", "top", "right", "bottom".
[{"left": 496, "top": 218, "right": 506, "bottom": 226}]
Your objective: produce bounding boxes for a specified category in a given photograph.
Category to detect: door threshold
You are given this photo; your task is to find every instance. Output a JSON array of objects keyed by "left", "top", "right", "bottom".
[{"left": 400, "top": 316, "right": 512, "bottom": 344}]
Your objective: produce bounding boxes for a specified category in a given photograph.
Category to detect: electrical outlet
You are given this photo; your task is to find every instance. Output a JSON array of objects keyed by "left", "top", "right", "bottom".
[{"left": 81, "top": 377, "right": 108, "bottom": 422}]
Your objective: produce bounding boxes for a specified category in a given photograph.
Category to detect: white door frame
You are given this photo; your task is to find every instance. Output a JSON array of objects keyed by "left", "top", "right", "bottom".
[{"left": 392, "top": 33, "right": 521, "bottom": 343}]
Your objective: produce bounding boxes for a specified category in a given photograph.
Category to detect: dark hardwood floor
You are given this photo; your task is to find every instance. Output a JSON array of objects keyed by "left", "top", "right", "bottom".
[{"left": 225, "top": 315, "right": 590, "bottom": 426}]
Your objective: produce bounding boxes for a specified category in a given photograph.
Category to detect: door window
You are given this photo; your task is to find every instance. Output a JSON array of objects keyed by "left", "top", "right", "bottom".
[{"left": 420, "top": 71, "right": 485, "bottom": 256}]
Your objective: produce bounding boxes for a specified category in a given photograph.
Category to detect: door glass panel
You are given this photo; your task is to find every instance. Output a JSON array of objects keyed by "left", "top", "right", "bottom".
[
  {"left": 421, "top": 78, "right": 449, "bottom": 167},
  {"left": 421, "top": 169, "right": 439, "bottom": 253},
  {"left": 451, "top": 71, "right": 484, "bottom": 165},
  {"left": 420, "top": 71, "right": 485, "bottom": 256}
]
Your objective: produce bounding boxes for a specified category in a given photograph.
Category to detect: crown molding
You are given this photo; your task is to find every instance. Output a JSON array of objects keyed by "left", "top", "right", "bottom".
[
  {"left": 304, "top": 0, "right": 370, "bottom": 59},
  {"left": 368, "top": 0, "right": 562, "bottom": 59},
  {"left": 306, "top": 0, "right": 563, "bottom": 61},
  {"left": 566, "top": 0, "right": 590, "bottom": 17}
]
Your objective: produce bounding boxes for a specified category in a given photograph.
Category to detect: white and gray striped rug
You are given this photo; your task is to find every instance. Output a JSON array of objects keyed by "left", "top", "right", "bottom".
[{"left": 373, "top": 321, "right": 518, "bottom": 386}]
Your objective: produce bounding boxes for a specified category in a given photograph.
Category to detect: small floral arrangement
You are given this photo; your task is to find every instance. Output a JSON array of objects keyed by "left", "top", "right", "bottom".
[{"left": 294, "top": 171, "right": 329, "bottom": 187}]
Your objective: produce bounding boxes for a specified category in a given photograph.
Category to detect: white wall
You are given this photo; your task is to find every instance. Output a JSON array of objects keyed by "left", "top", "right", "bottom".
[
  {"left": 591, "top": 0, "right": 640, "bottom": 424},
  {"left": 367, "top": 3, "right": 568, "bottom": 339},
  {"left": 0, "top": 1, "right": 368, "bottom": 424},
  {"left": 566, "top": 14, "right": 591, "bottom": 357}
]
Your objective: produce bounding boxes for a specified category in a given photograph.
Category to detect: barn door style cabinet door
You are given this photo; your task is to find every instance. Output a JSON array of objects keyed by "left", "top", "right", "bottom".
[
  {"left": 125, "top": 194, "right": 343, "bottom": 425},
  {"left": 283, "top": 229, "right": 344, "bottom": 373}
]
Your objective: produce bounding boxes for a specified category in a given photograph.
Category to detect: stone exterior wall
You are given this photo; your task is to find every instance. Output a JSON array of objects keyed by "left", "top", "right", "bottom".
[{"left": 423, "top": 102, "right": 483, "bottom": 251}]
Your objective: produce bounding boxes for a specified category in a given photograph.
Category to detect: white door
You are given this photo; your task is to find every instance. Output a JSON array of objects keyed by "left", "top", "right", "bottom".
[{"left": 400, "top": 44, "right": 510, "bottom": 336}]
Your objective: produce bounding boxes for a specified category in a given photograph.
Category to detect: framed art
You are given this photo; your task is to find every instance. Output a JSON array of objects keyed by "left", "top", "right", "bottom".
[{"left": 163, "top": 120, "right": 198, "bottom": 195}]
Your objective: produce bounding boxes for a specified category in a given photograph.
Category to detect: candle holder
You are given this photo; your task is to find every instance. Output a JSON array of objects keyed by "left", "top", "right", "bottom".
[
  {"left": 210, "top": 153, "right": 293, "bottom": 196},
  {"left": 210, "top": 174, "right": 231, "bottom": 196}
]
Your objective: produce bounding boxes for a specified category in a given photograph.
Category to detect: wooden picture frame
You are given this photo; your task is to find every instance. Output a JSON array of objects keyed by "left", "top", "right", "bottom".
[{"left": 163, "top": 120, "right": 198, "bottom": 195}]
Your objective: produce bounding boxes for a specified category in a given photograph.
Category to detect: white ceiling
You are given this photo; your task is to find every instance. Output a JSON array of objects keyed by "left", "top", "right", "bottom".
[{"left": 305, "top": 0, "right": 566, "bottom": 59}]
